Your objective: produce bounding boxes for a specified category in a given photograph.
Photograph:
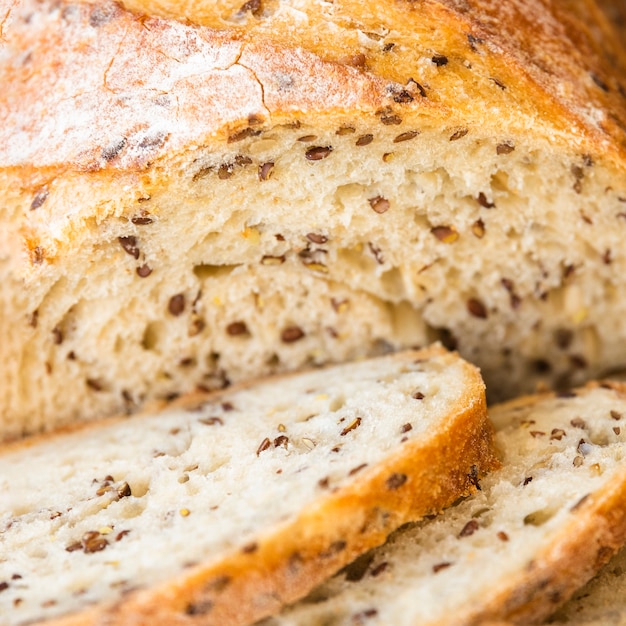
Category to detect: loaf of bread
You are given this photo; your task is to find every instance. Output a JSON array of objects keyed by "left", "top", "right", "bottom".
[
  {"left": 262, "top": 381, "right": 626, "bottom": 626},
  {"left": 0, "top": 347, "right": 496, "bottom": 626},
  {"left": 2, "top": 0, "right": 626, "bottom": 438}
]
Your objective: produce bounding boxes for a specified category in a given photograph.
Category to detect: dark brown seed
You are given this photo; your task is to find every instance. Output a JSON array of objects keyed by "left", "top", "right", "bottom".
[
  {"left": 401, "top": 423, "right": 412, "bottom": 433},
  {"left": 477, "top": 192, "right": 495, "bottom": 208},
  {"left": 472, "top": 219, "right": 485, "bottom": 238},
  {"left": 467, "top": 298, "right": 488, "bottom": 319},
  {"left": 386, "top": 473, "right": 407, "bottom": 490},
  {"left": 30, "top": 187, "right": 49, "bottom": 210},
  {"left": 185, "top": 601, "right": 214, "bottom": 616},
  {"left": 82, "top": 532, "right": 108, "bottom": 554},
  {"left": 571, "top": 417, "right": 587, "bottom": 429},
  {"left": 489, "top": 77, "right": 506, "bottom": 90},
  {"left": 614, "top": 426, "right": 621, "bottom": 435},
  {"left": 449, "top": 129, "right": 468, "bottom": 141},
  {"left": 131, "top": 214, "right": 153, "bottom": 225},
  {"left": 305, "top": 146, "right": 332, "bottom": 161},
  {"left": 281, "top": 326, "right": 305, "bottom": 343},
  {"left": 199, "top": 417, "right": 224, "bottom": 426},
  {"left": 459, "top": 520, "right": 479, "bottom": 537},
  {"left": 116, "top": 482, "right": 132, "bottom": 498},
  {"left": 306, "top": 232, "right": 328, "bottom": 244},
  {"left": 341, "top": 417, "right": 362, "bottom": 436},
  {"left": 226, "top": 321, "right": 248, "bottom": 336},
  {"left": 28, "top": 310, "right": 39, "bottom": 328},
  {"left": 380, "top": 113, "right": 402, "bottom": 125},
  {"left": 115, "top": 530, "right": 131, "bottom": 542},
  {"left": 433, "top": 562, "right": 453, "bottom": 573},
  {"left": 228, "top": 127, "right": 261, "bottom": 143},
  {"left": 349, "top": 463, "right": 368, "bottom": 476},
  {"left": 371, "top": 562, "right": 389, "bottom": 577},
  {"left": 497, "top": 531, "right": 509, "bottom": 541},
  {"left": 590, "top": 72, "right": 609, "bottom": 92},
  {"left": 239, "top": 0, "right": 261, "bottom": 15},
  {"left": 530, "top": 431, "right": 546, "bottom": 438},
  {"left": 412, "top": 391, "right": 425, "bottom": 400},
  {"left": 256, "top": 437, "right": 271, "bottom": 456},
  {"left": 554, "top": 328, "right": 573, "bottom": 350},
  {"left": 136, "top": 264, "right": 152, "bottom": 278},
  {"left": 258, "top": 162, "right": 274, "bottom": 181},
  {"left": 611, "top": 410, "right": 622, "bottom": 420},
  {"left": 273, "top": 435, "right": 289, "bottom": 448},
  {"left": 320, "top": 540, "right": 347, "bottom": 558},
  {"left": 368, "top": 196, "right": 390, "bottom": 214},
  {"left": 241, "top": 542, "right": 259, "bottom": 554},
  {"left": 318, "top": 477, "right": 330, "bottom": 489},
  {"left": 52, "top": 325, "right": 63, "bottom": 345},
  {"left": 217, "top": 164, "right": 233, "bottom": 180},
  {"left": 523, "top": 476, "right": 533, "bottom": 486},
  {"left": 432, "top": 54, "right": 448, "bottom": 66},
  {"left": 496, "top": 142, "right": 515, "bottom": 155},
  {"left": 431, "top": 225, "right": 459, "bottom": 243},
  {"left": 119, "top": 236, "right": 140, "bottom": 259},
  {"left": 394, "top": 130, "right": 418, "bottom": 143},
  {"left": 101, "top": 138, "right": 127, "bottom": 161},
  {"left": 356, "top": 134, "right": 374, "bottom": 146},
  {"left": 65, "top": 542, "right": 82, "bottom": 553},
  {"left": 168, "top": 294, "right": 185, "bottom": 316},
  {"left": 86, "top": 379, "right": 103, "bottom": 392},
  {"left": 353, "top": 609, "right": 378, "bottom": 621},
  {"left": 550, "top": 429, "right": 566, "bottom": 440},
  {"left": 0, "top": 582, "right": 9, "bottom": 592}
]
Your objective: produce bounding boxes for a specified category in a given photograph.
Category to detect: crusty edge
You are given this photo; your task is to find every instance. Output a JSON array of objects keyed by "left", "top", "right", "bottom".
[
  {"left": 447, "top": 381, "right": 626, "bottom": 626},
  {"left": 27, "top": 347, "right": 497, "bottom": 626}
]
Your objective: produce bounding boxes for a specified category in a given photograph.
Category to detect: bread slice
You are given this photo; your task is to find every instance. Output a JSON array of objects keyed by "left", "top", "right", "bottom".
[
  {"left": 547, "top": 547, "right": 626, "bottom": 624},
  {"left": 0, "top": 346, "right": 496, "bottom": 626},
  {"left": 262, "top": 381, "right": 626, "bottom": 626},
  {"left": 2, "top": 0, "right": 626, "bottom": 438}
]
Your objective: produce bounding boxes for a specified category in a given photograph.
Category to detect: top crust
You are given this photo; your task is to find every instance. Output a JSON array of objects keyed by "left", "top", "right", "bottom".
[{"left": 1, "top": 0, "right": 625, "bottom": 179}]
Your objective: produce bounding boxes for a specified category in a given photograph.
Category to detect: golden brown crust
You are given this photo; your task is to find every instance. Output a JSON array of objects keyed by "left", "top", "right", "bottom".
[
  {"left": 1, "top": 0, "right": 625, "bottom": 183},
  {"left": 15, "top": 347, "right": 498, "bottom": 626}
]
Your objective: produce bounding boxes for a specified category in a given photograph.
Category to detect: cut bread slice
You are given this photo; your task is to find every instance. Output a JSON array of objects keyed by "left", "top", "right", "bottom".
[
  {"left": 0, "top": 346, "right": 495, "bottom": 626},
  {"left": 262, "top": 381, "right": 626, "bottom": 626},
  {"left": 547, "top": 545, "right": 626, "bottom": 624},
  {"left": 2, "top": 0, "right": 626, "bottom": 439}
]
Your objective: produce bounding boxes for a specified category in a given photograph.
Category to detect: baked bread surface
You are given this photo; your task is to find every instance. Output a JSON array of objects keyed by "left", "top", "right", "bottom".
[
  {"left": 0, "top": 346, "right": 495, "bottom": 626},
  {"left": 1, "top": 0, "right": 626, "bottom": 438}
]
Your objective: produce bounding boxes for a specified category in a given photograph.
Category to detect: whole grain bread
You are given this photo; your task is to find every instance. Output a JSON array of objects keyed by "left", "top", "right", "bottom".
[
  {"left": 1, "top": 0, "right": 626, "bottom": 438},
  {"left": 0, "top": 346, "right": 496, "bottom": 626},
  {"left": 261, "top": 381, "right": 626, "bottom": 626}
]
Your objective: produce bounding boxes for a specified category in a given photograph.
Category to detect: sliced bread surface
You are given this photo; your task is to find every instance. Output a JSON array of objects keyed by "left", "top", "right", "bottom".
[
  {"left": 261, "top": 381, "right": 626, "bottom": 626},
  {"left": 0, "top": 346, "right": 495, "bottom": 626},
  {"left": 2, "top": 0, "right": 626, "bottom": 438}
]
